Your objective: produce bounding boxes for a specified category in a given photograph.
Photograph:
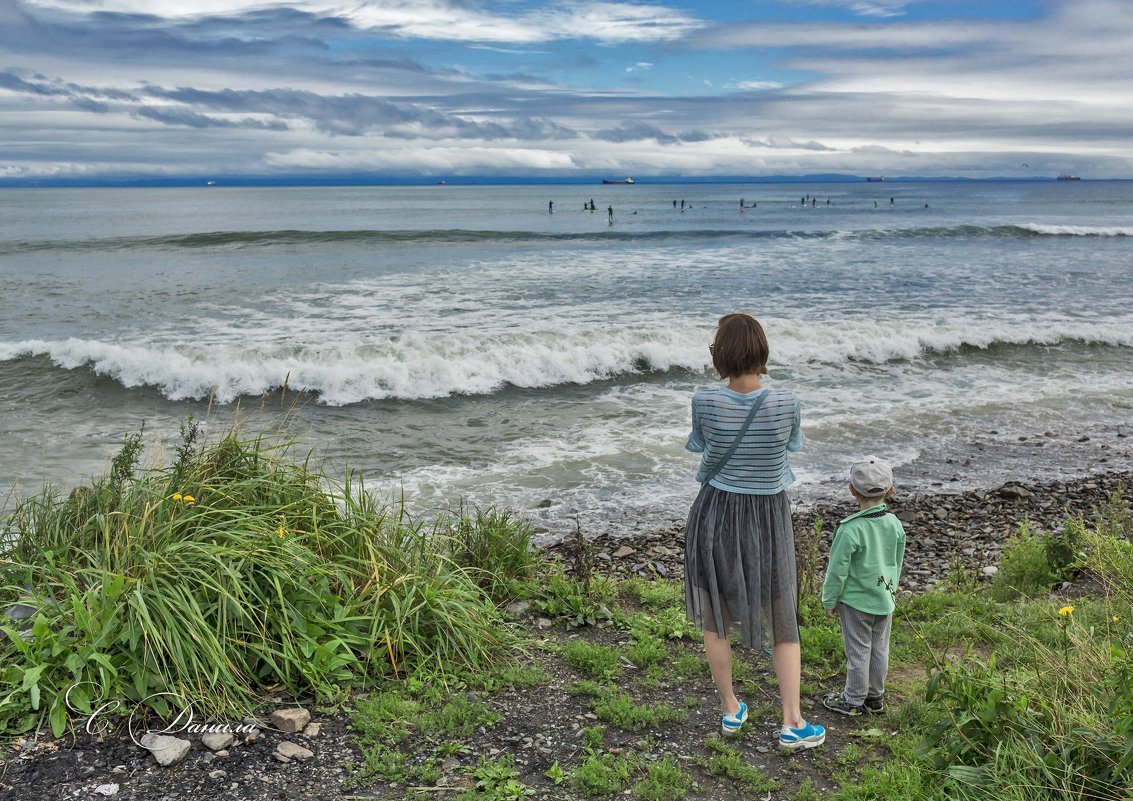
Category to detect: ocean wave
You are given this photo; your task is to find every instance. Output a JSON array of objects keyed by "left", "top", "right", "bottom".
[
  {"left": 4, "top": 222, "right": 1130, "bottom": 253},
  {"left": 0, "top": 332, "right": 707, "bottom": 405},
  {"left": 2, "top": 320, "right": 1131, "bottom": 405}
]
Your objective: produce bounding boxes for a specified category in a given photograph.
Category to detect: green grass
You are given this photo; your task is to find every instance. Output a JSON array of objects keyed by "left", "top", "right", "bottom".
[
  {"left": 632, "top": 756, "right": 693, "bottom": 801},
  {"left": 699, "top": 736, "right": 781, "bottom": 792},
  {"left": 560, "top": 640, "right": 624, "bottom": 680},
  {"left": 0, "top": 423, "right": 520, "bottom": 736},
  {"left": 591, "top": 690, "right": 688, "bottom": 731}
]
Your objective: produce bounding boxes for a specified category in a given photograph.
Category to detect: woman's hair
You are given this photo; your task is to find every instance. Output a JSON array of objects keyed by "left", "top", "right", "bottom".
[{"left": 711, "top": 313, "right": 770, "bottom": 378}]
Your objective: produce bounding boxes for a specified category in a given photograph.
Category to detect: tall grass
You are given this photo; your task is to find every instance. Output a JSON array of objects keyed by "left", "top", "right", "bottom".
[
  {"left": 918, "top": 489, "right": 1133, "bottom": 801},
  {"left": 0, "top": 424, "right": 527, "bottom": 735}
]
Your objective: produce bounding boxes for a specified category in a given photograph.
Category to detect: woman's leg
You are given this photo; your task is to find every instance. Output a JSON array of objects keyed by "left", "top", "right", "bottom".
[
  {"left": 703, "top": 628, "right": 741, "bottom": 714},
  {"left": 772, "top": 641, "right": 804, "bottom": 729}
]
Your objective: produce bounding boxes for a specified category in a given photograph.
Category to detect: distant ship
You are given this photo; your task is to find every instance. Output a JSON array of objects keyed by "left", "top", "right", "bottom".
[
  {"left": 1056, "top": 174, "right": 1081, "bottom": 181},
  {"left": 602, "top": 177, "right": 635, "bottom": 184},
  {"left": 206, "top": 179, "right": 216, "bottom": 186},
  {"left": 437, "top": 179, "right": 445, "bottom": 185},
  {"left": 865, "top": 176, "right": 885, "bottom": 182}
]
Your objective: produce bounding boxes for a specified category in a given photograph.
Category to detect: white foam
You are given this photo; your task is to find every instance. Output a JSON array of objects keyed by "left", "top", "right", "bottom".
[
  {"left": 1017, "top": 223, "right": 1133, "bottom": 237},
  {"left": 3, "top": 313, "right": 1131, "bottom": 405}
]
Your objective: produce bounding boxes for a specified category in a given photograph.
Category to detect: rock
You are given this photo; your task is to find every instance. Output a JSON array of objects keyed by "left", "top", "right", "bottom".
[
  {"left": 505, "top": 600, "right": 531, "bottom": 617},
  {"left": 536, "top": 617, "right": 553, "bottom": 629},
  {"left": 270, "top": 708, "right": 311, "bottom": 733},
  {"left": 275, "top": 741, "right": 314, "bottom": 762},
  {"left": 201, "top": 733, "right": 235, "bottom": 752},
  {"left": 92, "top": 784, "right": 119, "bottom": 797},
  {"left": 242, "top": 727, "right": 261, "bottom": 743},
  {"left": 208, "top": 770, "right": 227, "bottom": 779},
  {"left": 537, "top": 499, "right": 553, "bottom": 508},
  {"left": 652, "top": 561, "right": 669, "bottom": 578},
  {"left": 997, "top": 484, "right": 1034, "bottom": 500},
  {"left": 981, "top": 565, "right": 999, "bottom": 577},
  {"left": 612, "top": 545, "right": 635, "bottom": 558},
  {"left": 139, "top": 734, "right": 192, "bottom": 766},
  {"left": 302, "top": 722, "right": 322, "bottom": 737}
]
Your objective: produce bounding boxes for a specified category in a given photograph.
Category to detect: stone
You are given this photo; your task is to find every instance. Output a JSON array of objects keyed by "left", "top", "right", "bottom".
[
  {"left": 270, "top": 708, "right": 311, "bottom": 733},
  {"left": 92, "top": 784, "right": 119, "bottom": 797},
  {"left": 536, "top": 617, "right": 553, "bottom": 629},
  {"left": 139, "top": 734, "right": 192, "bottom": 767},
  {"left": 275, "top": 741, "right": 314, "bottom": 762},
  {"left": 981, "top": 565, "right": 999, "bottom": 577},
  {"left": 242, "top": 727, "right": 261, "bottom": 743},
  {"left": 201, "top": 733, "right": 235, "bottom": 752},
  {"left": 208, "top": 770, "right": 227, "bottom": 780},
  {"left": 302, "top": 722, "right": 321, "bottom": 737},
  {"left": 537, "top": 499, "right": 553, "bottom": 508},
  {"left": 505, "top": 600, "right": 531, "bottom": 617},
  {"left": 612, "top": 545, "right": 635, "bottom": 558}
]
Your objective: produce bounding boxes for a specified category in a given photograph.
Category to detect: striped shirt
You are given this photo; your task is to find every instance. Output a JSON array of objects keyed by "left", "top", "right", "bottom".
[{"left": 685, "top": 385, "right": 805, "bottom": 494}]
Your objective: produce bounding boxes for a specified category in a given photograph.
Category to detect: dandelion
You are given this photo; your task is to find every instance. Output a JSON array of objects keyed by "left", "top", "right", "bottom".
[
  {"left": 1114, "top": 615, "right": 1121, "bottom": 623},
  {"left": 278, "top": 524, "right": 285, "bottom": 539},
  {"left": 182, "top": 494, "right": 196, "bottom": 506},
  {"left": 171, "top": 493, "right": 182, "bottom": 501},
  {"left": 1059, "top": 605, "right": 1074, "bottom": 617}
]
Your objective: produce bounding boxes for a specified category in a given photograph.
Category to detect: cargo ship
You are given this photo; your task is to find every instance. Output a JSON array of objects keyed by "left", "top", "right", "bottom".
[
  {"left": 1056, "top": 174, "right": 1081, "bottom": 181},
  {"left": 602, "top": 177, "right": 635, "bottom": 184},
  {"left": 865, "top": 176, "right": 885, "bottom": 182}
]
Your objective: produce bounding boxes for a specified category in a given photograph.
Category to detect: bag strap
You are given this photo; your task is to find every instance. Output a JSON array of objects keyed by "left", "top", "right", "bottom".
[{"left": 702, "top": 389, "right": 770, "bottom": 483}]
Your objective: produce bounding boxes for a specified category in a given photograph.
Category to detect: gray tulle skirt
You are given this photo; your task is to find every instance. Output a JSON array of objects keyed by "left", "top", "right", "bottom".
[{"left": 684, "top": 484, "right": 800, "bottom": 649}]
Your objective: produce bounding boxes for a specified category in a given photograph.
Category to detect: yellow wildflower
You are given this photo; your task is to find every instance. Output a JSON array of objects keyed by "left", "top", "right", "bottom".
[
  {"left": 1058, "top": 605, "right": 1074, "bottom": 617},
  {"left": 182, "top": 494, "right": 196, "bottom": 506},
  {"left": 171, "top": 493, "right": 182, "bottom": 501},
  {"left": 1114, "top": 615, "right": 1121, "bottom": 623},
  {"left": 278, "top": 524, "right": 285, "bottom": 539}
]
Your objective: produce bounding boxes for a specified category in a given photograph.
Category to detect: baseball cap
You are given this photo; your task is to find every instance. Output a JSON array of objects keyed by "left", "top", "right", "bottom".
[{"left": 849, "top": 456, "right": 893, "bottom": 498}]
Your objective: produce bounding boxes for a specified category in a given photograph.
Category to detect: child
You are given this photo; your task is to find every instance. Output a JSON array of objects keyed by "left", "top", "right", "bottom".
[
  {"left": 821, "top": 456, "right": 906, "bottom": 716},
  {"left": 684, "top": 313, "right": 825, "bottom": 751}
]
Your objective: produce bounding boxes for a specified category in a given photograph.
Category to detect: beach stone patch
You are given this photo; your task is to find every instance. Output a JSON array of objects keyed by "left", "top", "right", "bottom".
[
  {"left": 275, "top": 741, "right": 314, "bottom": 763},
  {"left": 139, "top": 734, "right": 192, "bottom": 767},
  {"left": 201, "top": 733, "right": 235, "bottom": 752},
  {"left": 270, "top": 707, "right": 311, "bottom": 733}
]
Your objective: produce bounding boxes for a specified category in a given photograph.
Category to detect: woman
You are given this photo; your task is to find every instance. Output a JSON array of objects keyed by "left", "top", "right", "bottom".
[{"left": 684, "top": 313, "right": 824, "bottom": 751}]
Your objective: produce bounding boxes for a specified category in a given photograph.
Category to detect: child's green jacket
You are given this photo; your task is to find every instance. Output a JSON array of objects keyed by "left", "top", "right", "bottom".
[{"left": 821, "top": 502, "right": 906, "bottom": 615}]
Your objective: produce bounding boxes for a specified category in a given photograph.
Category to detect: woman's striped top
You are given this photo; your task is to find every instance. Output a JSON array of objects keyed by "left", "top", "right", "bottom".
[{"left": 685, "top": 385, "right": 805, "bottom": 494}]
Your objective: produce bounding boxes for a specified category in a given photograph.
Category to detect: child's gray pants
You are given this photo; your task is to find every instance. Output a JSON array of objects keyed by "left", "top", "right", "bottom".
[{"left": 838, "top": 603, "right": 892, "bottom": 705}]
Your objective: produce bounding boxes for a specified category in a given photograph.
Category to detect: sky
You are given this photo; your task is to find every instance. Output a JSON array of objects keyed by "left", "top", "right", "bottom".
[{"left": 1, "top": 0, "right": 1131, "bottom": 182}]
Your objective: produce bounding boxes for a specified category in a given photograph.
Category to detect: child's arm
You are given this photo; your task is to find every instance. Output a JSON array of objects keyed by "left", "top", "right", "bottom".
[
  {"left": 895, "top": 524, "right": 906, "bottom": 584},
  {"left": 821, "top": 527, "right": 855, "bottom": 611}
]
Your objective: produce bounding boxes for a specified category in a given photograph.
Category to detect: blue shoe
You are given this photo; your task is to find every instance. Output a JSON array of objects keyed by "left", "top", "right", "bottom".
[
  {"left": 779, "top": 720, "right": 825, "bottom": 751},
  {"left": 721, "top": 700, "right": 748, "bottom": 736}
]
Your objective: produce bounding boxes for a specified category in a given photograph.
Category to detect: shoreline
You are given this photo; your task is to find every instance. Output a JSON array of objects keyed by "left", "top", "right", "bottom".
[{"left": 545, "top": 469, "right": 1133, "bottom": 591}]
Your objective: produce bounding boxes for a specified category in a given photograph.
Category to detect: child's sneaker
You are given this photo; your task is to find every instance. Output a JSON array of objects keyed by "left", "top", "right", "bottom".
[
  {"left": 721, "top": 700, "right": 748, "bottom": 736},
  {"left": 864, "top": 696, "right": 885, "bottom": 714},
  {"left": 823, "top": 692, "right": 866, "bottom": 716},
  {"left": 779, "top": 720, "right": 825, "bottom": 751}
]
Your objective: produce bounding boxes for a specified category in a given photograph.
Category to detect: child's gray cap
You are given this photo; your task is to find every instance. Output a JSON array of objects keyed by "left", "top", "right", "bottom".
[{"left": 850, "top": 456, "right": 893, "bottom": 498}]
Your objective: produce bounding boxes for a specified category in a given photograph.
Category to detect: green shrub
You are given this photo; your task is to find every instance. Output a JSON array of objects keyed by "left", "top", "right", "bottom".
[
  {"left": 450, "top": 507, "right": 537, "bottom": 603},
  {"left": 632, "top": 756, "right": 692, "bottom": 801},
  {"left": 990, "top": 521, "right": 1056, "bottom": 601},
  {"left": 0, "top": 425, "right": 507, "bottom": 736}
]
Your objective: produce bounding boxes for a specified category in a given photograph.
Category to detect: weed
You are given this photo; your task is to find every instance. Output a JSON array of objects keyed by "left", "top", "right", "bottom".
[
  {"left": 561, "top": 640, "right": 623, "bottom": 680},
  {"left": 592, "top": 691, "right": 688, "bottom": 731},
  {"left": 571, "top": 749, "right": 640, "bottom": 796},
  {"left": 699, "top": 736, "right": 781, "bottom": 792},
  {"left": 632, "top": 756, "right": 692, "bottom": 801},
  {"left": 458, "top": 755, "right": 534, "bottom": 801},
  {"left": 990, "top": 520, "right": 1056, "bottom": 601}
]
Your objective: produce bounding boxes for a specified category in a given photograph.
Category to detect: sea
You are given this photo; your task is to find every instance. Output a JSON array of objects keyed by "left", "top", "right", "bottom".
[{"left": 2, "top": 180, "right": 1131, "bottom": 540}]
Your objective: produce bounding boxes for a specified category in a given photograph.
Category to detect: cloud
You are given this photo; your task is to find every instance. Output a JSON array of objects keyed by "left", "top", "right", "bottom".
[
  {"left": 21, "top": 0, "right": 705, "bottom": 44},
  {"left": 725, "top": 80, "right": 784, "bottom": 91},
  {"left": 626, "top": 62, "right": 654, "bottom": 73}
]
